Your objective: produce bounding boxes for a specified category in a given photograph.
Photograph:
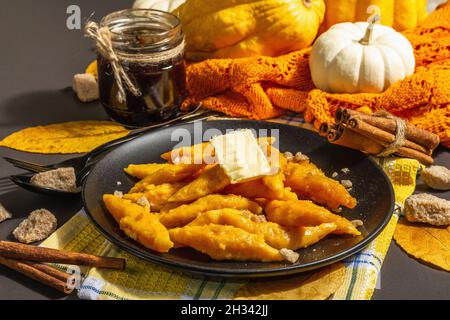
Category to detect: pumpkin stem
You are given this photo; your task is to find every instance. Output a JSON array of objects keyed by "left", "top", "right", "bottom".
[
  {"left": 303, "top": 0, "right": 313, "bottom": 8},
  {"left": 360, "top": 14, "right": 380, "bottom": 45}
]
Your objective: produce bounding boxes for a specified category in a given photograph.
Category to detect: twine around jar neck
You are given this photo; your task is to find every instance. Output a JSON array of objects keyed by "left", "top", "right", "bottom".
[{"left": 85, "top": 21, "right": 142, "bottom": 103}]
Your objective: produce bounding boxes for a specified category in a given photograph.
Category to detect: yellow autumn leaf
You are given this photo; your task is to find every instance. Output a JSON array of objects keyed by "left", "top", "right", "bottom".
[
  {"left": 85, "top": 60, "right": 98, "bottom": 80},
  {"left": 234, "top": 262, "right": 345, "bottom": 300},
  {"left": 394, "top": 220, "right": 450, "bottom": 272},
  {"left": 0, "top": 121, "right": 129, "bottom": 154}
]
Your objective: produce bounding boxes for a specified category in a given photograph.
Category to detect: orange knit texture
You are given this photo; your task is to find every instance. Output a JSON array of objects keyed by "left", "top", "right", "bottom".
[{"left": 184, "top": 3, "right": 450, "bottom": 147}]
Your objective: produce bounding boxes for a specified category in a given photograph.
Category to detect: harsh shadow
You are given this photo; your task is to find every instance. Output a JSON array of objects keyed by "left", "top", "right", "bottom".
[{"left": 0, "top": 88, "right": 108, "bottom": 126}]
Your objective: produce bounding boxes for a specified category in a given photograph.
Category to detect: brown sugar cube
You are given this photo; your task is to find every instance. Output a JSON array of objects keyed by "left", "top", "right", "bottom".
[
  {"left": 73, "top": 73, "right": 99, "bottom": 102},
  {"left": 30, "top": 168, "right": 76, "bottom": 192},
  {"left": 13, "top": 209, "right": 57, "bottom": 244},
  {"left": 421, "top": 165, "right": 450, "bottom": 191},
  {"left": 404, "top": 193, "right": 450, "bottom": 226},
  {"left": 0, "top": 203, "right": 12, "bottom": 223}
]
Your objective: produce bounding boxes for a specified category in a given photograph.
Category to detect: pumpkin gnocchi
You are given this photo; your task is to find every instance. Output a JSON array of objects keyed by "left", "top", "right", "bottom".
[{"left": 103, "top": 134, "right": 360, "bottom": 263}]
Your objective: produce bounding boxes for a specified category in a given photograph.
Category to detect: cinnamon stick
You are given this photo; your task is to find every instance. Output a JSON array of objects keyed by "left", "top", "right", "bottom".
[
  {"left": 0, "top": 241, "right": 125, "bottom": 270},
  {"left": 394, "top": 145, "right": 434, "bottom": 165},
  {"left": 25, "top": 262, "right": 73, "bottom": 283},
  {"left": 347, "top": 117, "right": 431, "bottom": 155},
  {"left": 327, "top": 127, "right": 434, "bottom": 165},
  {"left": 0, "top": 256, "right": 73, "bottom": 294},
  {"left": 328, "top": 126, "right": 385, "bottom": 154},
  {"left": 319, "top": 123, "right": 337, "bottom": 137},
  {"left": 343, "top": 109, "right": 440, "bottom": 151},
  {"left": 335, "top": 108, "right": 349, "bottom": 124}
]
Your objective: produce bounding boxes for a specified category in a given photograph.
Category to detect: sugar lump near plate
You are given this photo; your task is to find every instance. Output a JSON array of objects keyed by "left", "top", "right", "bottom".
[
  {"left": 404, "top": 193, "right": 450, "bottom": 226},
  {"left": 73, "top": 73, "right": 99, "bottom": 102},
  {"left": 0, "top": 203, "right": 12, "bottom": 223},
  {"left": 13, "top": 209, "right": 57, "bottom": 244},
  {"left": 30, "top": 167, "right": 77, "bottom": 192},
  {"left": 421, "top": 165, "right": 450, "bottom": 191}
]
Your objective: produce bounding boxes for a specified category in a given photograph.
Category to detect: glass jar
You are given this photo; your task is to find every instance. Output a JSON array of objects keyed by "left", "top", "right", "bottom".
[{"left": 97, "top": 9, "right": 187, "bottom": 127}]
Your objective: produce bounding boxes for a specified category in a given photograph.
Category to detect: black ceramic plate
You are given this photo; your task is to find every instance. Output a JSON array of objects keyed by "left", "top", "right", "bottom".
[{"left": 83, "top": 120, "right": 394, "bottom": 278}]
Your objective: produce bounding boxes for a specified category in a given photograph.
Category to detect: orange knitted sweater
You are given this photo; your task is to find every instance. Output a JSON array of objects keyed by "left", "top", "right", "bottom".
[{"left": 183, "top": 3, "right": 450, "bottom": 147}]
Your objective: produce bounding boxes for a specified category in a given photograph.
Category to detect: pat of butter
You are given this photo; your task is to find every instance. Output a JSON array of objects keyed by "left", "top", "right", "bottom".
[{"left": 210, "top": 130, "right": 272, "bottom": 184}]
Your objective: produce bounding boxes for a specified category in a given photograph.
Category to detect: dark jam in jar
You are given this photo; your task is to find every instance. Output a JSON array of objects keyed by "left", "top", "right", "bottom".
[
  {"left": 98, "top": 53, "right": 186, "bottom": 127},
  {"left": 97, "top": 9, "right": 187, "bottom": 127}
]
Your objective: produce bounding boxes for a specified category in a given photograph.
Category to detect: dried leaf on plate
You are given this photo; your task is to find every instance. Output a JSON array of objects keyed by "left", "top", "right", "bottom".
[
  {"left": 394, "top": 220, "right": 450, "bottom": 272},
  {"left": 234, "top": 262, "right": 345, "bottom": 300},
  {"left": 0, "top": 121, "right": 129, "bottom": 154}
]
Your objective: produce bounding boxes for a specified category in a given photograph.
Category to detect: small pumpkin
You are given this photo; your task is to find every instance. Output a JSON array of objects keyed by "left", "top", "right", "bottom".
[
  {"left": 322, "top": 0, "right": 428, "bottom": 31},
  {"left": 132, "top": 0, "right": 185, "bottom": 12},
  {"left": 310, "top": 18, "right": 415, "bottom": 93},
  {"left": 173, "top": 0, "right": 326, "bottom": 60}
]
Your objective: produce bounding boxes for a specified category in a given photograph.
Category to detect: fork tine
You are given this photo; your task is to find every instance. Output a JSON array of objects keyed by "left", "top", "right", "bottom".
[
  {"left": 0, "top": 181, "right": 14, "bottom": 188},
  {"left": 0, "top": 185, "right": 18, "bottom": 193},
  {"left": 0, "top": 176, "right": 11, "bottom": 183},
  {"left": 3, "top": 157, "right": 49, "bottom": 173},
  {"left": 3, "top": 157, "right": 50, "bottom": 170},
  {"left": 9, "top": 164, "right": 48, "bottom": 173},
  {"left": 0, "top": 178, "right": 17, "bottom": 193},
  {"left": 3, "top": 157, "right": 28, "bottom": 165},
  {"left": 9, "top": 162, "right": 47, "bottom": 173},
  {"left": 0, "top": 180, "right": 14, "bottom": 189}
]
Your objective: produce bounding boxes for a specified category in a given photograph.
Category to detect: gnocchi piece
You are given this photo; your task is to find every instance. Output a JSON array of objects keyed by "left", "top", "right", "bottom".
[
  {"left": 285, "top": 162, "right": 357, "bottom": 209},
  {"left": 169, "top": 165, "right": 230, "bottom": 203},
  {"left": 169, "top": 224, "right": 286, "bottom": 262},
  {"left": 223, "top": 173, "right": 294, "bottom": 201},
  {"left": 265, "top": 200, "right": 361, "bottom": 236},
  {"left": 160, "top": 194, "right": 262, "bottom": 228},
  {"left": 124, "top": 163, "right": 168, "bottom": 179},
  {"left": 103, "top": 195, "right": 173, "bottom": 252},
  {"left": 188, "top": 209, "right": 337, "bottom": 250},
  {"left": 123, "top": 182, "right": 188, "bottom": 211},
  {"left": 130, "top": 163, "right": 203, "bottom": 193}
]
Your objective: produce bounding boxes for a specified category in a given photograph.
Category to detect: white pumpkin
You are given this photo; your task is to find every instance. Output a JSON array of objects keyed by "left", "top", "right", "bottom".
[
  {"left": 309, "top": 21, "right": 415, "bottom": 94},
  {"left": 133, "top": 0, "right": 185, "bottom": 12}
]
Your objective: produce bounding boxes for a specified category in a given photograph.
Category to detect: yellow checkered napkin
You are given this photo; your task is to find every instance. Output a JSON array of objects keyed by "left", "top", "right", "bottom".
[
  {"left": 334, "top": 156, "right": 423, "bottom": 299},
  {"left": 40, "top": 117, "right": 421, "bottom": 300}
]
